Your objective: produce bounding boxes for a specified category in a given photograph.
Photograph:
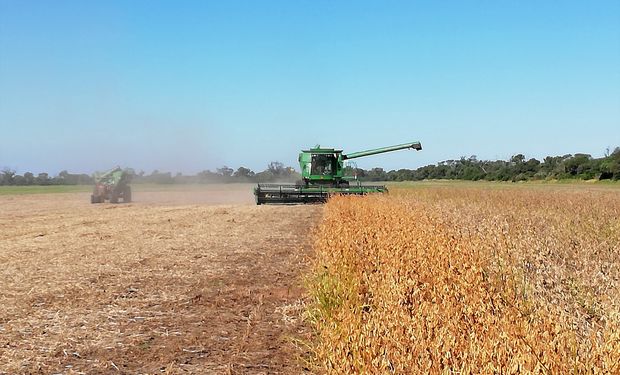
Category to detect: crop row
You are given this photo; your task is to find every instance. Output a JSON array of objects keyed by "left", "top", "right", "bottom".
[{"left": 307, "top": 188, "right": 620, "bottom": 373}]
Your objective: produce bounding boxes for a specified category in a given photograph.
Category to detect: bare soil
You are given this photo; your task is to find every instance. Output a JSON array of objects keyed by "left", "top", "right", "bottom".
[{"left": 0, "top": 185, "right": 321, "bottom": 374}]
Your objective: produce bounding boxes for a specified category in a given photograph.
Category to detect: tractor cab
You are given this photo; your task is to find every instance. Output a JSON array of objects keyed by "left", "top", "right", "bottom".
[
  {"left": 299, "top": 146, "right": 345, "bottom": 186},
  {"left": 311, "top": 153, "right": 336, "bottom": 175}
]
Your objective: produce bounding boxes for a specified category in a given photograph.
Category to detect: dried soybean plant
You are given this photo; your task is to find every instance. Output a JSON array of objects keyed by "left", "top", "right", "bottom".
[{"left": 307, "top": 187, "right": 620, "bottom": 374}]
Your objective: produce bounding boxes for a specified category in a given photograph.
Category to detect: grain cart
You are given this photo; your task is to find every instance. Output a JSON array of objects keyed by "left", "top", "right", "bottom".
[
  {"left": 254, "top": 141, "right": 422, "bottom": 204},
  {"left": 91, "top": 167, "right": 132, "bottom": 204}
]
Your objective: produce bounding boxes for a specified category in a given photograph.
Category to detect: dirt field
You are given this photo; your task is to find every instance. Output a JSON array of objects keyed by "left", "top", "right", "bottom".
[{"left": 0, "top": 185, "right": 321, "bottom": 374}]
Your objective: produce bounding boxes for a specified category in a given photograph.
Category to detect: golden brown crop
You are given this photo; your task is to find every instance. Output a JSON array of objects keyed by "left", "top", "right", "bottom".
[{"left": 307, "top": 187, "right": 620, "bottom": 374}]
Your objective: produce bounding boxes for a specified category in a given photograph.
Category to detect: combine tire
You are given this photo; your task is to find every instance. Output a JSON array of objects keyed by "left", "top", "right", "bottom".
[
  {"left": 110, "top": 190, "right": 119, "bottom": 204},
  {"left": 91, "top": 195, "right": 99, "bottom": 204},
  {"left": 123, "top": 186, "right": 132, "bottom": 203}
]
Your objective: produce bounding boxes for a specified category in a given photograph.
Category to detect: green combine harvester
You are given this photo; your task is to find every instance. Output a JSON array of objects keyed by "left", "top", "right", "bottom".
[
  {"left": 91, "top": 167, "right": 132, "bottom": 204},
  {"left": 254, "top": 141, "right": 422, "bottom": 204}
]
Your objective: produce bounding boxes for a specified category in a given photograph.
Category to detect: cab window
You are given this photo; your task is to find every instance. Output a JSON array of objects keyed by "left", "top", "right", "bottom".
[{"left": 311, "top": 154, "right": 335, "bottom": 175}]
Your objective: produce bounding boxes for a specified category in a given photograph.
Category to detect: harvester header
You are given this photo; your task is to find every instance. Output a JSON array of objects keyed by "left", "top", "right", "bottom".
[{"left": 254, "top": 140, "right": 422, "bottom": 204}]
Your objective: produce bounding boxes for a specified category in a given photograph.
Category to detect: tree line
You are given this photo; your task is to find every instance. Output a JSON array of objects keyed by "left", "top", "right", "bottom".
[
  {"left": 2, "top": 148, "right": 619, "bottom": 186},
  {"left": 130, "top": 162, "right": 300, "bottom": 184},
  {"left": 0, "top": 162, "right": 300, "bottom": 186},
  {"left": 372, "top": 147, "right": 620, "bottom": 182}
]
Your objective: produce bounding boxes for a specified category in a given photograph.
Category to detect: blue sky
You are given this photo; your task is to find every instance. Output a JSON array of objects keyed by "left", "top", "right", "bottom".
[{"left": 1, "top": 1, "right": 619, "bottom": 174}]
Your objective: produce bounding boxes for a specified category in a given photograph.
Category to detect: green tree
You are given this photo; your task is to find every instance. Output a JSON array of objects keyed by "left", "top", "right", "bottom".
[
  {"left": 36, "top": 173, "right": 50, "bottom": 185},
  {"left": 13, "top": 174, "right": 26, "bottom": 185},
  {"left": 217, "top": 166, "right": 234, "bottom": 177},
  {"left": 366, "top": 167, "right": 387, "bottom": 181},
  {"left": 267, "top": 162, "right": 286, "bottom": 177},
  {"left": 511, "top": 154, "right": 526, "bottom": 164},
  {"left": 600, "top": 147, "right": 620, "bottom": 180},
  {"left": 1, "top": 168, "right": 15, "bottom": 185},
  {"left": 564, "top": 154, "right": 592, "bottom": 178},
  {"left": 23, "top": 172, "right": 35, "bottom": 185},
  {"left": 233, "top": 167, "right": 255, "bottom": 179}
]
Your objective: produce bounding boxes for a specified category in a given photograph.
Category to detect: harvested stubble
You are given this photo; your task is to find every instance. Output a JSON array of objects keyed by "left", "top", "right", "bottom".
[
  {"left": 308, "top": 187, "right": 620, "bottom": 373},
  {"left": 0, "top": 191, "right": 319, "bottom": 374}
]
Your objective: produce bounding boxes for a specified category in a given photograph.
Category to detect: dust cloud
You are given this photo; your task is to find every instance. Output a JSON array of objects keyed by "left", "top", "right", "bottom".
[{"left": 132, "top": 183, "right": 256, "bottom": 206}]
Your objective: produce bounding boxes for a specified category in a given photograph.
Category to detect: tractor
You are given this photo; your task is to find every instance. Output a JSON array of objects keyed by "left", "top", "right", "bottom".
[{"left": 91, "top": 167, "right": 132, "bottom": 204}]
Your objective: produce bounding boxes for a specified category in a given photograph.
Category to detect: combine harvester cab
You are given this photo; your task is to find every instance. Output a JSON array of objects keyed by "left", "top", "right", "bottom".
[{"left": 254, "top": 141, "right": 422, "bottom": 205}]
